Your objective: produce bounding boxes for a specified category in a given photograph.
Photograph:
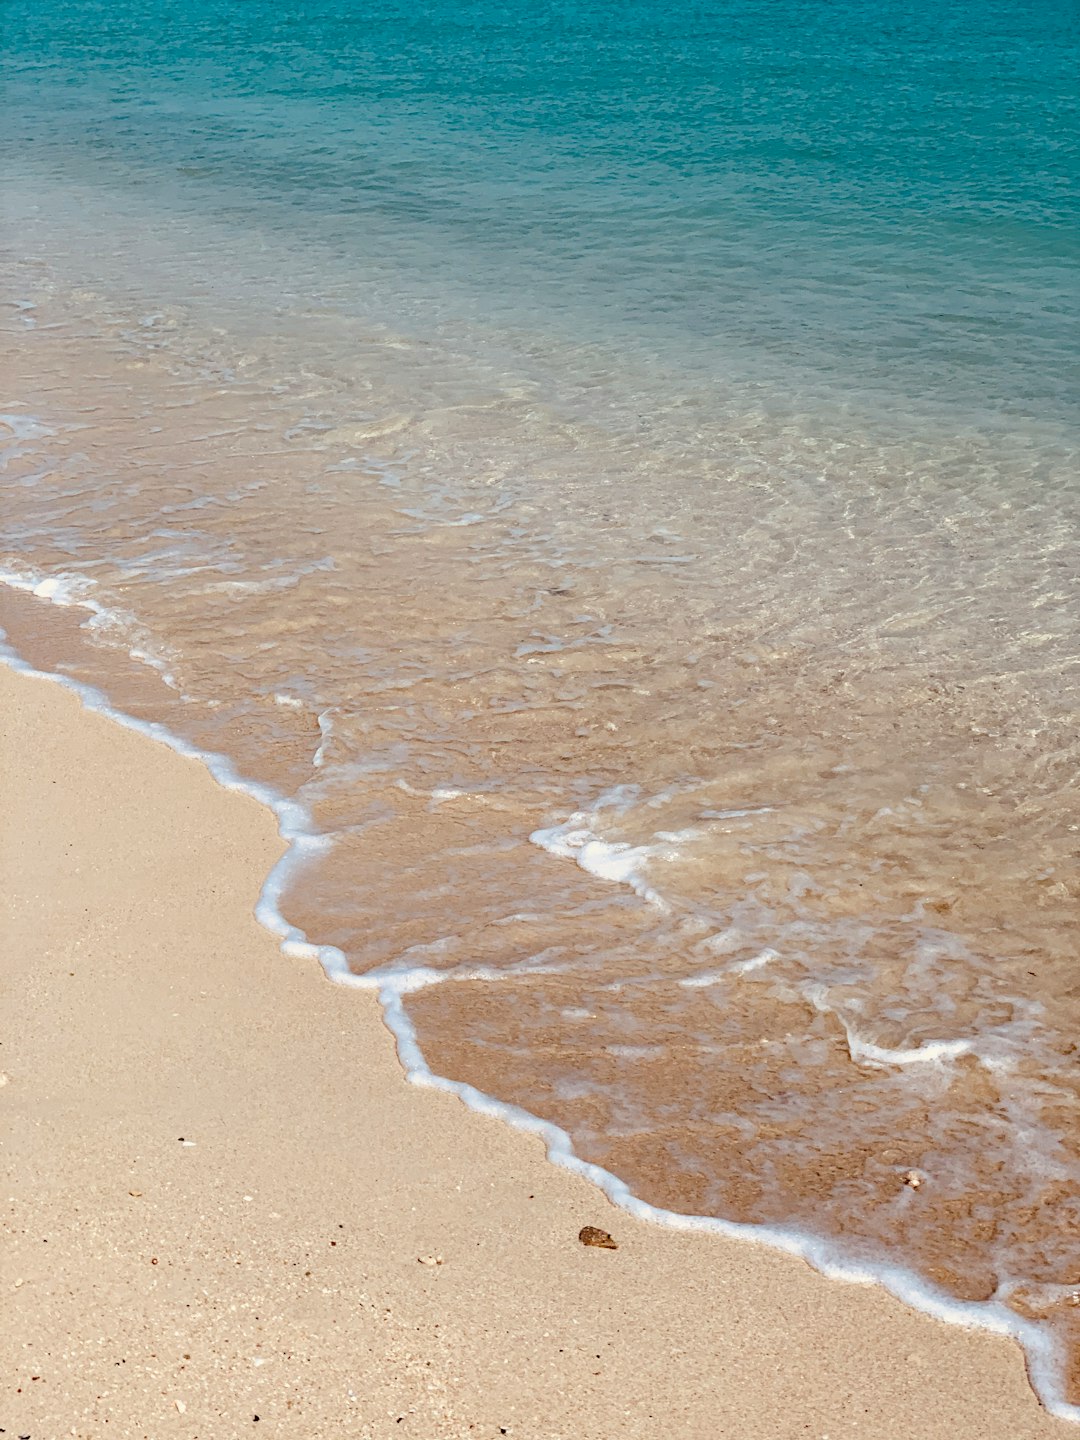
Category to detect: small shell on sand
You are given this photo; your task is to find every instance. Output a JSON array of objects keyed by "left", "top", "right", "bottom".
[
  {"left": 902, "top": 1169, "right": 925, "bottom": 1189},
  {"left": 417, "top": 1254, "right": 444, "bottom": 1267},
  {"left": 579, "top": 1225, "right": 618, "bottom": 1250}
]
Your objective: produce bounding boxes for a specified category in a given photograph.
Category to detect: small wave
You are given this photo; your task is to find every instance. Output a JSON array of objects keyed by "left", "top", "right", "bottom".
[
  {"left": 529, "top": 790, "right": 684, "bottom": 910},
  {"left": 0, "top": 563, "right": 180, "bottom": 687},
  {"left": 2, "top": 586, "right": 1076, "bottom": 1424},
  {"left": 804, "top": 982, "right": 975, "bottom": 1069}
]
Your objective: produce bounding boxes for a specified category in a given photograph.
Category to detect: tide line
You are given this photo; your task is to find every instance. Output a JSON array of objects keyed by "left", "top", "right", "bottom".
[{"left": 1, "top": 603, "right": 1076, "bottom": 1426}]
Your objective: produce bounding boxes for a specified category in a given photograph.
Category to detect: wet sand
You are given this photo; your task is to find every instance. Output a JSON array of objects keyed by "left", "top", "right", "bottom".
[{"left": 0, "top": 661, "right": 1071, "bottom": 1438}]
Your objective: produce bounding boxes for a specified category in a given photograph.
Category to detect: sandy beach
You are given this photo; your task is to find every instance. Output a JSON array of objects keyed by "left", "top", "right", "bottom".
[{"left": 0, "top": 660, "right": 1071, "bottom": 1439}]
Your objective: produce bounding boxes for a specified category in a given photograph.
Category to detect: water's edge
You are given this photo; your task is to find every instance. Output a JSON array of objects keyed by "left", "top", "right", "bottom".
[{"left": 3, "top": 584, "right": 1077, "bottom": 1425}]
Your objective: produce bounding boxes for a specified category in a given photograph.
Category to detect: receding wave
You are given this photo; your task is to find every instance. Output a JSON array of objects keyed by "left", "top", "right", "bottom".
[{"left": 2, "top": 275, "right": 1078, "bottom": 1412}]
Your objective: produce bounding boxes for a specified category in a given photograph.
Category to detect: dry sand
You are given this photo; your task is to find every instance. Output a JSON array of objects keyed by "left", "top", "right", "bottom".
[{"left": 0, "top": 661, "right": 1071, "bottom": 1439}]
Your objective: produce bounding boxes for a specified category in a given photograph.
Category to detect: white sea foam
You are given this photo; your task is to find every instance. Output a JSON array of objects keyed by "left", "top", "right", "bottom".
[
  {"left": 730, "top": 947, "right": 781, "bottom": 976},
  {"left": 0, "top": 564, "right": 179, "bottom": 688},
  {"left": 1, "top": 592, "right": 1076, "bottom": 1425},
  {"left": 678, "top": 970, "right": 725, "bottom": 989},
  {"left": 805, "top": 982, "right": 975, "bottom": 1068},
  {"left": 0, "top": 565, "right": 97, "bottom": 609},
  {"left": 699, "top": 805, "right": 776, "bottom": 821},
  {"left": 849, "top": 1034, "right": 975, "bottom": 1067},
  {"left": 311, "top": 708, "right": 338, "bottom": 768},
  {"left": 529, "top": 796, "right": 680, "bottom": 910},
  {"left": 680, "top": 949, "right": 780, "bottom": 987}
]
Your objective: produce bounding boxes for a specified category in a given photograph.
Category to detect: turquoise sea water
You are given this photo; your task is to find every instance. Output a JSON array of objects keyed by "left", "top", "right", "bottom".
[{"left": 5, "top": 0, "right": 1079, "bottom": 429}]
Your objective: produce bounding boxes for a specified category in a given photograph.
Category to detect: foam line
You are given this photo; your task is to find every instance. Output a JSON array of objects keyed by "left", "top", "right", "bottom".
[
  {"left": 678, "top": 948, "right": 780, "bottom": 987},
  {"left": 804, "top": 983, "right": 976, "bottom": 1068},
  {"left": 1, "top": 620, "right": 1076, "bottom": 1424},
  {"left": 0, "top": 564, "right": 179, "bottom": 686},
  {"left": 530, "top": 812, "right": 673, "bottom": 910}
]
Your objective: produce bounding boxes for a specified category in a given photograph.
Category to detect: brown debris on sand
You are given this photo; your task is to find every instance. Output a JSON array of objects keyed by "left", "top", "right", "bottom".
[{"left": 579, "top": 1226, "right": 618, "bottom": 1250}]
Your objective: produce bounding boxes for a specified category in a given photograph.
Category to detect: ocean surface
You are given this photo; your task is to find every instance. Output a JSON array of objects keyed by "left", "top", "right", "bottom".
[{"left": 3, "top": 0, "right": 1079, "bottom": 1414}]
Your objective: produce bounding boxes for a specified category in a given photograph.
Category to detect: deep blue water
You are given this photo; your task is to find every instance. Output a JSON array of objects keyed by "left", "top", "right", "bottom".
[{"left": 4, "top": 0, "right": 1079, "bottom": 431}]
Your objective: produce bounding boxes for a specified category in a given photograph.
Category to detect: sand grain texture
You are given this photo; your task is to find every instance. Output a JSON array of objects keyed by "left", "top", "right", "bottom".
[{"left": 0, "top": 664, "right": 1070, "bottom": 1439}]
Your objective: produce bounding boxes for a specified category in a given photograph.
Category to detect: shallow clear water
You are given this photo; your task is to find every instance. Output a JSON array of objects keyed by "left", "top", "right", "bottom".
[{"left": 3, "top": 0, "right": 1079, "bottom": 1412}]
